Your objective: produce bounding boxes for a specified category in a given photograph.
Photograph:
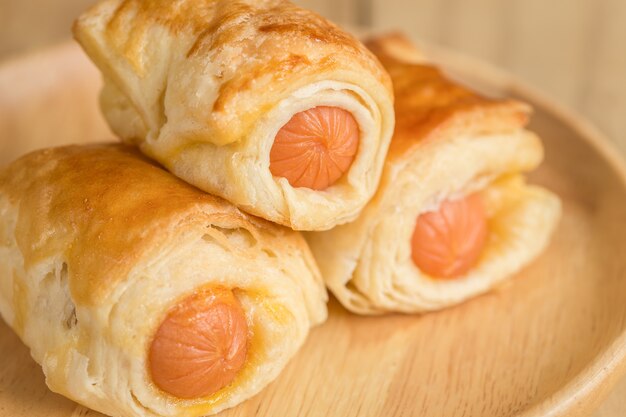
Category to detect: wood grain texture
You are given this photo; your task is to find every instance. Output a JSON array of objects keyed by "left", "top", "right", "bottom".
[
  {"left": 1, "top": 0, "right": 626, "bottom": 414},
  {"left": 1, "top": 42, "right": 625, "bottom": 417}
]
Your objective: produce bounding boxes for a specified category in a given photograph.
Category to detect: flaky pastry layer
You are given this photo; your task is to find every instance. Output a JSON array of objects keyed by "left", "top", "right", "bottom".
[
  {"left": 0, "top": 144, "right": 327, "bottom": 416},
  {"left": 306, "top": 35, "right": 561, "bottom": 314},
  {"left": 73, "top": 0, "right": 395, "bottom": 230}
]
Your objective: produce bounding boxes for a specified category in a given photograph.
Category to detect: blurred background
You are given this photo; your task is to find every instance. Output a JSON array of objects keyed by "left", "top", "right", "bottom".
[{"left": 0, "top": 0, "right": 624, "bottom": 416}]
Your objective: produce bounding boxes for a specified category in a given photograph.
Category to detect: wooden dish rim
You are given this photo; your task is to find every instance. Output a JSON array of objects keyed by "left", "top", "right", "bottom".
[{"left": 421, "top": 41, "right": 626, "bottom": 417}]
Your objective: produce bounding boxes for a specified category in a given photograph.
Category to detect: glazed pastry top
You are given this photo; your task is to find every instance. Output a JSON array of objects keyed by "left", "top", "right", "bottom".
[
  {"left": 367, "top": 35, "right": 530, "bottom": 160},
  {"left": 0, "top": 144, "right": 303, "bottom": 306}
]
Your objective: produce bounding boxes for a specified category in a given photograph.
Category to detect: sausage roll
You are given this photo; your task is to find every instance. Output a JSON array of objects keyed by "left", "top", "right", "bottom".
[
  {"left": 0, "top": 144, "right": 327, "bottom": 416},
  {"left": 72, "top": 0, "right": 395, "bottom": 231},
  {"left": 306, "top": 35, "right": 561, "bottom": 314}
]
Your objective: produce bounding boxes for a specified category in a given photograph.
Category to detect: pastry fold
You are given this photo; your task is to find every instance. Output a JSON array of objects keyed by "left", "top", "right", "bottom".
[
  {"left": 0, "top": 144, "right": 327, "bottom": 417},
  {"left": 73, "top": 0, "right": 395, "bottom": 231},
  {"left": 306, "top": 35, "right": 561, "bottom": 314}
]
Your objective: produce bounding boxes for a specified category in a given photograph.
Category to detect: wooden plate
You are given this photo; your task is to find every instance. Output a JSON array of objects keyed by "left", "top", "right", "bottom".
[{"left": 1, "top": 41, "right": 625, "bottom": 417}]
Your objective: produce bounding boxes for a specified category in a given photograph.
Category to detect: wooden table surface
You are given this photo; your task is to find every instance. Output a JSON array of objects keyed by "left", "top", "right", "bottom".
[{"left": 1, "top": 0, "right": 625, "bottom": 415}]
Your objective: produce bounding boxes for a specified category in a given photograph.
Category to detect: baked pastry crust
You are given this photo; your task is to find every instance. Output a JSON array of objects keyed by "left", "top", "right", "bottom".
[
  {"left": 306, "top": 35, "right": 561, "bottom": 314},
  {"left": 0, "top": 144, "right": 327, "bottom": 416},
  {"left": 73, "top": 0, "right": 395, "bottom": 230}
]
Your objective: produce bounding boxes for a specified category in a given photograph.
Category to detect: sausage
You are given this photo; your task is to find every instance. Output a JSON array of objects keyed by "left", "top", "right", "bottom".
[
  {"left": 411, "top": 193, "right": 488, "bottom": 279},
  {"left": 269, "top": 106, "right": 360, "bottom": 190},
  {"left": 148, "top": 287, "right": 248, "bottom": 399}
]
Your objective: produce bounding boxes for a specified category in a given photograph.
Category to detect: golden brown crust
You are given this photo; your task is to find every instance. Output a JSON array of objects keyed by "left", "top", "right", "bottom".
[
  {"left": 75, "top": 0, "right": 392, "bottom": 145},
  {"left": 0, "top": 144, "right": 293, "bottom": 306},
  {"left": 72, "top": 1, "right": 396, "bottom": 230},
  {"left": 306, "top": 35, "right": 558, "bottom": 315},
  {"left": 0, "top": 144, "right": 328, "bottom": 416},
  {"left": 366, "top": 35, "right": 530, "bottom": 159}
]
